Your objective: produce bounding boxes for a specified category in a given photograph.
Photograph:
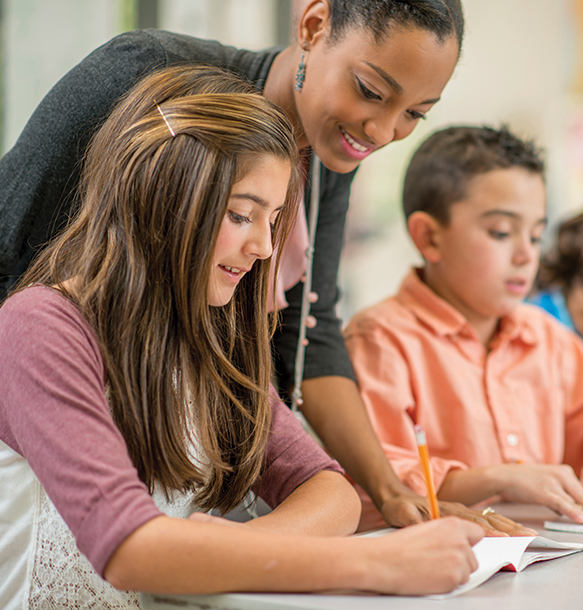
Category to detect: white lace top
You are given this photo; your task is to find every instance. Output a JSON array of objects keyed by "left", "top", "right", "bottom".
[{"left": 0, "top": 439, "right": 202, "bottom": 610}]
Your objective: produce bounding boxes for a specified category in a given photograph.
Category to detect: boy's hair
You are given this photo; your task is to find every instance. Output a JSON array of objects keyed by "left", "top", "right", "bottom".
[{"left": 403, "top": 125, "right": 545, "bottom": 224}]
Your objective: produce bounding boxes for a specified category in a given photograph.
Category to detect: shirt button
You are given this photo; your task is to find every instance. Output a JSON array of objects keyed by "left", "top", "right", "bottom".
[{"left": 506, "top": 434, "right": 519, "bottom": 447}]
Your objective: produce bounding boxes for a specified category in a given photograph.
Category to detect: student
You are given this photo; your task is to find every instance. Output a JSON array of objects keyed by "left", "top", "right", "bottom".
[
  {"left": 0, "top": 0, "right": 508, "bottom": 531},
  {"left": 344, "top": 125, "right": 583, "bottom": 532},
  {"left": 0, "top": 67, "right": 483, "bottom": 608},
  {"left": 529, "top": 211, "right": 583, "bottom": 336}
]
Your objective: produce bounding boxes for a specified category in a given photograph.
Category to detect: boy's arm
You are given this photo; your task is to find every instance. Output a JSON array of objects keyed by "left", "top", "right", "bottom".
[
  {"left": 440, "top": 321, "right": 583, "bottom": 522},
  {"left": 438, "top": 463, "right": 583, "bottom": 522}
]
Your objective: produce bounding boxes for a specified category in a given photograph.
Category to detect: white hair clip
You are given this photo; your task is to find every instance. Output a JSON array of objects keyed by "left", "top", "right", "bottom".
[{"left": 154, "top": 100, "right": 176, "bottom": 137}]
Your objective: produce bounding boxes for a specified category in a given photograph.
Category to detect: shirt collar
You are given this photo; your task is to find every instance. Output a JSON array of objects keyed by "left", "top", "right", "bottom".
[{"left": 397, "top": 268, "right": 537, "bottom": 346}]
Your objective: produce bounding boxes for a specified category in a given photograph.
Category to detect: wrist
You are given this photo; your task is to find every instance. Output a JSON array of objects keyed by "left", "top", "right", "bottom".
[
  {"left": 476, "top": 465, "right": 504, "bottom": 499},
  {"left": 341, "top": 538, "right": 384, "bottom": 593},
  {"left": 438, "top": 467, "right": 500, "bottom": 505}
]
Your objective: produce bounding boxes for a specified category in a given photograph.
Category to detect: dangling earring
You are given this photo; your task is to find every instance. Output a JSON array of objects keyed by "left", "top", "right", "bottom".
[{"left": 295, "top": 47, "right": 307, "bottom": 92}]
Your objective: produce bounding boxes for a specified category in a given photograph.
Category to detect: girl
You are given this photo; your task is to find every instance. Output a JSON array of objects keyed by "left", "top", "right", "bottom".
[
  {"left": 0, "top": 66, "right": 481, "bottom": 608},
  {"left": 0, "top": 0, "right": 514, "bottom": 532}
]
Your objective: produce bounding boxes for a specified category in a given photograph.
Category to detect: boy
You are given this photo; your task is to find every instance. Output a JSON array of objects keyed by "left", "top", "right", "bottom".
[{"left": 344, "top": 126, "right": 583, "bottom": 531}]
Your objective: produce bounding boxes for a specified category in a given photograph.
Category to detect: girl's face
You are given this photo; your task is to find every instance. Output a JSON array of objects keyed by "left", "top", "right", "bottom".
[
  {"left": 208, "top": 155, "right": 292, "bottom": 307},
  {"left": 294, "top": 25, "right": 459, "bottom": 174}
]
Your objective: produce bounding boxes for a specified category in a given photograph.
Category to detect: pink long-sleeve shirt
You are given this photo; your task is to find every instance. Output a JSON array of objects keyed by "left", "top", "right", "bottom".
[
  {"left": 344, "top": 269, "right": 583, "bottom": 529},
  {"left": 0, "top": 285, "right": 342, "bottom": 578}
]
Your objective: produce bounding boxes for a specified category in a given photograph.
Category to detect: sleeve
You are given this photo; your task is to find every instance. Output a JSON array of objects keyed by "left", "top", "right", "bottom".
[
  {"left": 272, "top": 163, "right": 358, "bottom": 390},
  {"left": 255, "top": 386, "right": 344, "bottom": 509},
  {"left": 0, "top": 289, "right": 162, "bottom": 577},
  {"left": 558, "top": 328, "right": 583, "bottom": 479},
  {"left": 344, "top": 316, "right": 467, "bottom": 496},
  {"left": 0, "top": 30, "right": 169, "bottom": 298}
]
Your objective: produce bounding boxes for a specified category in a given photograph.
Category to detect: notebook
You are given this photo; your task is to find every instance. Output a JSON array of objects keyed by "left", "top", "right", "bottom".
[
  {"left": 431, "top": 535, "right": 583, "bottom": 599},
  {"left": 544, "top": 517, "right": 583, "bottom": 534}
]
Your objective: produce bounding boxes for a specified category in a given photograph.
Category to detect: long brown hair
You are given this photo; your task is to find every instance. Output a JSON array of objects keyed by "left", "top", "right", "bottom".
[{"left": 16, "top": 66, "right": 301, "bottom": 513}]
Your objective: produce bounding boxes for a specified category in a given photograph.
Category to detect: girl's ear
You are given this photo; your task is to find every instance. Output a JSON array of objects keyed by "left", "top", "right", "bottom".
[
  {"left": 297, "top": 0, "right": 331, "bottom": 49},
  {"left": 407, "top": 211, "right": 444, "bottom": 264}
]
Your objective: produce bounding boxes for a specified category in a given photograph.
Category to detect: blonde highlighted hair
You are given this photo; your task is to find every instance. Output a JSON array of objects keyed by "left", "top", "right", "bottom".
[{"left": 17, "top": 66, "right": 301, "bottom": 513}]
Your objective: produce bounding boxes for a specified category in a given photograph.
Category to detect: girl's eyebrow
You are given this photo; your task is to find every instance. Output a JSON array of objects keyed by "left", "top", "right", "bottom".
[{"left": 230, "top": 193, "right": 285, "bottom": 211}]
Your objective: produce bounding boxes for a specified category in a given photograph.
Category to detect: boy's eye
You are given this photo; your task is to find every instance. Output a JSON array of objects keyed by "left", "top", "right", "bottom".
[
  {"left": 489, "top": 230, "right": 509, "bottom": 240},
  {"left": 531, "top": 235, "right": 543, "bottom": 245},
  {"left": 356, "top": 76, "right": 382, "bottom": 101}
]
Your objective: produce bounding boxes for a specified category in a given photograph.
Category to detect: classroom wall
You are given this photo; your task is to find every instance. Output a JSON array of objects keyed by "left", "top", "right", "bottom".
[
  {"left": 0, "top": 0, "right": 282, "bottom": 153},
  {"left": 1, "top": 0, "right": 122, "bottom": 152}
]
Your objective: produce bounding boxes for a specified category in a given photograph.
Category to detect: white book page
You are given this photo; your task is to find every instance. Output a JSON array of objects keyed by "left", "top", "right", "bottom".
[{"left": 430, "top": 535, "right": 583, "bottom": 600}]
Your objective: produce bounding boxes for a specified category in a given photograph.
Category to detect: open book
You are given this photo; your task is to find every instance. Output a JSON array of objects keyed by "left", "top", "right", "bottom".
[{"left": 431, "top": 535, "right": 583, "bottom": 599}]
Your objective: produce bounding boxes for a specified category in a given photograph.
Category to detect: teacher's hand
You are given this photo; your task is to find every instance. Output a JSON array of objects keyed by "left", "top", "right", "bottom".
[{"left": 378, "top": 491, "right": 536, "bottom": 537}]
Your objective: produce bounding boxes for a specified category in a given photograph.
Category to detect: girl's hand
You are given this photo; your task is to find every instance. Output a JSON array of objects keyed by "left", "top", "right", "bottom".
[{"left": 361, "top": 518, "right": 483, "bottom": 595}]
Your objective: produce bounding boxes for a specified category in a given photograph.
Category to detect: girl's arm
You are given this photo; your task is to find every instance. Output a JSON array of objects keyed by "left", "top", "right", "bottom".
[
  {"left": 248, "top": 469, "right": 361, "bottom": 536},
  {"left": 104, "top": 514, "right": 483, "bottom": 596}
]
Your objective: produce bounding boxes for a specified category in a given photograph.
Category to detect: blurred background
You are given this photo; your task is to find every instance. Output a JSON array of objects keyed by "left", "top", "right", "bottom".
[{"left": 1, "top": 0, "right": 582, "bottom": 321}]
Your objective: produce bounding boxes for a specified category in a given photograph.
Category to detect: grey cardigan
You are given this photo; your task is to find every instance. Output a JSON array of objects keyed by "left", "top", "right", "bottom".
[{"left": 0, "top": 29, "right": 357, "bottom": 386}]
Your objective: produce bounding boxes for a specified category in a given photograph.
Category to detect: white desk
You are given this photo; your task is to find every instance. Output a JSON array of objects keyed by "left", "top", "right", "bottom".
[{"left": 140, "top": 504, "right": 583, "bottom": 610}]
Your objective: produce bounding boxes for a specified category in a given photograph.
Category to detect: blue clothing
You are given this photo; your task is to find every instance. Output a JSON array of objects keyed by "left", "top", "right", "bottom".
[{"left": 526, "top": 290, "right": 575, "bottom": 332}]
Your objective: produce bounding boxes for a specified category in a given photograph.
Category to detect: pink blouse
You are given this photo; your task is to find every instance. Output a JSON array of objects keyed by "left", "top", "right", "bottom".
[{"left": 0, "top": 285, "right": 341, "bottom": 576}]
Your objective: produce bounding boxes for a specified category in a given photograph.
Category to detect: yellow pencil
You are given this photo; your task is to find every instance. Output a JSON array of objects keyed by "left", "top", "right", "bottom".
[{"left": 414, "top": 424, "right": 440, "bottom": 520}]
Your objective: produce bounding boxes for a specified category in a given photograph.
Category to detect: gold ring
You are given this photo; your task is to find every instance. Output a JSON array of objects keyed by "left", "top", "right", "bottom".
[{"left": 481, "top": 507, "right": 496, "bottom": 516}]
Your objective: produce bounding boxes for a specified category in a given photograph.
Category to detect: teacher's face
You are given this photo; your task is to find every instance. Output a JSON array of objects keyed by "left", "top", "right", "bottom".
[{"left": 293, "top": 26, "right": 459, "bottom": 174}]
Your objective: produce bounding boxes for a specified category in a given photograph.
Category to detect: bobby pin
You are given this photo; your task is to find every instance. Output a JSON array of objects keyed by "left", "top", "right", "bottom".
[{"left": 154, "top": 99, "right": 176, "bottom": 137}]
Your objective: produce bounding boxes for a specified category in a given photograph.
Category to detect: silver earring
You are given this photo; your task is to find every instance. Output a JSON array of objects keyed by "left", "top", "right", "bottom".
[{"left": 295, "top": 49, "right": 307, "bottom": 91}]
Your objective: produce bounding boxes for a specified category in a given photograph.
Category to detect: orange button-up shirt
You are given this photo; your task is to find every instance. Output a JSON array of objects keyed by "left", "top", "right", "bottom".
[{"left": 344, "top": 269, "right": 583, "bottom": 527}]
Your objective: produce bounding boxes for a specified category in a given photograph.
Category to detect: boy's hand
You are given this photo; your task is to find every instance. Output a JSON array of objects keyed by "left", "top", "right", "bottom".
[{"left": 490, "top": 463, "right": 583, "bottom": 523}]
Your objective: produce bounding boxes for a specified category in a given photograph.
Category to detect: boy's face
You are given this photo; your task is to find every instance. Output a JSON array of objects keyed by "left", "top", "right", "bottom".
[{"left": 426, "top": 167, "right": 547, "bottom": 333}]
